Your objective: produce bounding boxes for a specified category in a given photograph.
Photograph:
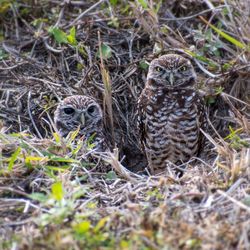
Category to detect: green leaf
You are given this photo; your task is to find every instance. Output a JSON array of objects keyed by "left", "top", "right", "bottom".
[
  {"left": 0, "top": 49, "right": 8, "bottom": 60},
  {"left": 215, "top": 86, "right": 224, "bottom": 95},
  {"left": 67, "top": 26, "right": 77, "bottom": 46},
  {"left": 108, "top": 17, "right": 119, "bottom": 28},
  {"left": 94, "top": 217, "right": 108, "bottom": 233},
  {"left": 9, "top": 132, "right": 30, "bottom": 138},
  {"left": 31, "top": 18, "right": 48, "bottom": 27},
  {"left": 138, "top": 0, "right": 148, "bottom": 9},
  {"left": 154, "top": 0, "right": 162, "bottom": 13},
  {"left": 51, "top": 182, "right": 64, "bottom": 201},
  {"left": 224, "top": 126, "right": 243, "bottom": 140},
  {"left": 86, "top": 133, "right": 96, "bottom": 150},
  {"left": 222, "top": 63, "right": 232, "bottom": 71},
  {"left": 97, "top": 44, "right": 112, "bottom": 59},
  {"left": 120, "top": 240, "right": 129, "bottom": 248},
  {"left": 87, "top": 201, "right": 97, "bottom": 209},
  {"left": 53, "top": 132, "right": 61, "bottom": 143},
  {"left": 0, "top": 0, "right": 11, "bottom": 14},
  {"left": 67, "top": 126, "right": 80, "bottom": 142},
  {"left": 206, "top": 96, "right": 216, "bottom": 105},
  {"left": 243, "top": 196, "right": 250, "bottom": 206},
  {"left": 184, "top": 49, "right": 219, "bottom": 69},
  {"left": 45, "top": 165, "right": 71, "bottom": 172},
  {"left": 8, "top": 147, "right": 21, "bottom": 171},
  {"left": 74, "top": 221, "right": 91, "bottom": 234},
  {"left": 76, "top": 63, "right": 84, "bottom": 71},
  {"left": 29, "top": 192, "right": 48, "bottom": 203},
  {"left": 25, "top": 156, "right": 48, "bottom": 163},
  {"left": 71, "top": 140, "right": 83, "bottom": 155},
  {"left": 106, "top": 170, "right": 117, "bottom": 180},
  {"left": 48, "top": 26, "right": 68, "bottom": 44},
  {"left": 49, "top": 156, "right": 79, "bottom": 163},
  {"left": 139, "top": 60, "right": 149, "bottom": 70},
  {"left": 78, "top": 43, "right": 88, "bottom": 57},
  {"left": 110, "top": 0, "right": 118, "bottom": 6},
  {"left": 200, "top": 16, "right": 247, "bottom": 50},
  {"left": 186, "top": 238, "right": 201, "bottom": 248}
]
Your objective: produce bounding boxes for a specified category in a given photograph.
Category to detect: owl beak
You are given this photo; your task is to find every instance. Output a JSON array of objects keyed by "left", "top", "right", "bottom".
[
  {"left": 169, "top": 72, "right": 174, "bottom": 85},
  {"left": 80, "top": 113, "right": 85, "bottom": 126}
]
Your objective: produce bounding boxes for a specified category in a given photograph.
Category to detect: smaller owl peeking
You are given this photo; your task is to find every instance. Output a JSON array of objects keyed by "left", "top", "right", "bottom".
[
  {"left": 137, "top": 54, "right": 206, "bottom": 175},
  {"left": 54, "top": 95, "right": 108, "bottom": 152}
]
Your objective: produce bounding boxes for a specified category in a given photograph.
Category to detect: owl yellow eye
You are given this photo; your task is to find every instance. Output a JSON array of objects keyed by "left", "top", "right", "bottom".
[
  {"left": 155, "top": 66, "right": 163, "bottom": 72},
  {"left": 180, "top": 66, "right": 187, "bottom": 71}
]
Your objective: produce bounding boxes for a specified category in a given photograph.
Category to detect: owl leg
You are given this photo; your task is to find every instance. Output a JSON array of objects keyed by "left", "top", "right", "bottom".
[
  {"left": 163, "top": 160, "right": 185, "bottom": 178},
  {"left": 147, "top": 156, "right": 156, "bottom": 175},
  {"left": 145, "top": 150, "right": 156, "bottom": 175},
  {"left": 174, "top": 160, "right": 186, "bottom": 178}
]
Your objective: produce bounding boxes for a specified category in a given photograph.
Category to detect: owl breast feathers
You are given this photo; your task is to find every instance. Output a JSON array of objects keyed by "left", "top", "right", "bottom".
[
  {"left": 54, "top": 95, "right": 109, "bottom": 153},
  {"left": 137, "top": 54, "right": 206, "bottom": 174}
]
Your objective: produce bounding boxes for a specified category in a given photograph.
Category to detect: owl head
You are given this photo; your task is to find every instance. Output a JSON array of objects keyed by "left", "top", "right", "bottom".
[
  {"left": 147, "top": 54, "right": 197, "bottom": 88},
  {"left": 54, "top": 95, "right": 103, "bottom": 137}
]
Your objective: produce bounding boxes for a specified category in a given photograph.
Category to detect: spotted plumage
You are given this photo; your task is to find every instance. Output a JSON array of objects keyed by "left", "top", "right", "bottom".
[
  {"left": 54, "top": 95, "right": 108, "bottom": 152},
  {"left": 137, "top": 54, "right": 206, "bottom": 174}
]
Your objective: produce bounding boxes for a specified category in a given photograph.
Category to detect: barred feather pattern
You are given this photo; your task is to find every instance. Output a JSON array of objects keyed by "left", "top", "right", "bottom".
[
  {"left": 137, "top": 54, "right": 206, "bottom": 174},
  {"left": 54, "top": 95, "right": 109, "bottom": 153}
]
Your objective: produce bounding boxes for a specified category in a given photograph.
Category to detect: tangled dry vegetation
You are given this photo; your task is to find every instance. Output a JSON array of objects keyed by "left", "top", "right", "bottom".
[{"left": 0, "top": 0, "right": 250, "bottom": 249}]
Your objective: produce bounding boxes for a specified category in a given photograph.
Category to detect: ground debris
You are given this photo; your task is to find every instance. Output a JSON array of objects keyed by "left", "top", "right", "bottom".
[{"left": 0, "top": 0, "right": 250, "bottom": 249}]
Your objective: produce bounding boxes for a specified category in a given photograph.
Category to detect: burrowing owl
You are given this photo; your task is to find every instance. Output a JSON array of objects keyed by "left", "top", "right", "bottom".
[
  {"left": 54, "top": 95, "right": 108, "bottom": 152},
  {"left": 137, "top": 54, "right": 205, "bottom": 174}
]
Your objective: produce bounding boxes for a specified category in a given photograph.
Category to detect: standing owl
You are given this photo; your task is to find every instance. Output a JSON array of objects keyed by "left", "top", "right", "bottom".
[
  {"left": 137, "top": 54, "right": 206, "bottom": 174},
  {"left": 54, "top": 95, "right": 108, "bottom": 152}
]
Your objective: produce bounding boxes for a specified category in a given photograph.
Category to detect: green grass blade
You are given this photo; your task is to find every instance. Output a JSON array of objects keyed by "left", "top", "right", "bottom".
[
  {"left": 199, "top": 16, "right": 247, "bottom": 49},
  {"left": 51, "top": 182, "right": 64, "bottom": 201},
  {"left": 8, "top": 147, "right": 21, "bottom": 171},
  {"left": 49, "top": 156, "right": 79, "bottom": 163},
  {"left": 184, "top": 49, "right": 219, "bottom": 68}
]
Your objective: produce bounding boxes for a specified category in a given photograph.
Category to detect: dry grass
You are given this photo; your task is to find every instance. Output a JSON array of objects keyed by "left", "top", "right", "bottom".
[{"left": 0, "top": 0, "right": 250, "bottom": 249}]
